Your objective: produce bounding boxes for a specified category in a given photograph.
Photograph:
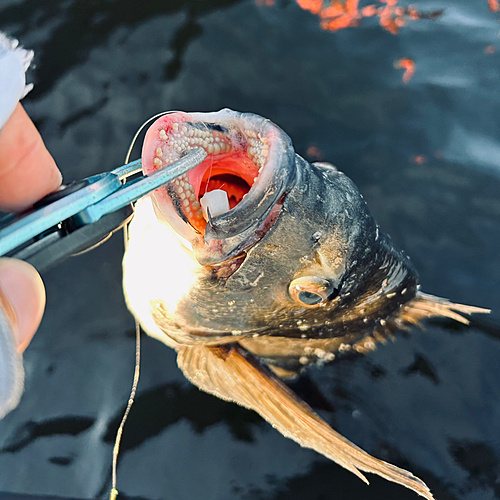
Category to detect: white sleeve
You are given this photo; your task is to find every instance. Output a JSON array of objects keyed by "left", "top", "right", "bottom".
[{"left": 0, "top": 32, "right": 34, "bottom": 130}]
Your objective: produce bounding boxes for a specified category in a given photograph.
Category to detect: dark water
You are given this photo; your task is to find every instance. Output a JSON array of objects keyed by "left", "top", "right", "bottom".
[{"left": 1, "top": 1, "right": 500, "bottom": 499}]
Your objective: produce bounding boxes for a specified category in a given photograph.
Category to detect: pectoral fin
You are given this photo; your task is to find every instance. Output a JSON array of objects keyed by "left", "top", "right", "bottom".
[
  {"left": 176, "top": 343, "right": 434, "bottom": 500},
  {"left": 398, "top": 292, "right": 490, "bottom": 326}
]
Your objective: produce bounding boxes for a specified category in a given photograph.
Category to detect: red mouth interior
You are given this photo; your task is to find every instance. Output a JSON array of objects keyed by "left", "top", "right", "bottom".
[
  {"left": 144, "top": 115, "right": 262, "bottom": 234},
  {"left": 185, "top": 152, "right": 257, "bottom": 232},
  {"left": 197, "top": 152, "right": 256, "bottom": 202},
  {"left": 201, "top": 174, "right": 250, "bottom": 209}
]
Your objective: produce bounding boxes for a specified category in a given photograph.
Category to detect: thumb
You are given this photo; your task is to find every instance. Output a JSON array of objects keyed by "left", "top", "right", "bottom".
[{"left": 0, "top": 258, "right": 45, "bottom": 351}]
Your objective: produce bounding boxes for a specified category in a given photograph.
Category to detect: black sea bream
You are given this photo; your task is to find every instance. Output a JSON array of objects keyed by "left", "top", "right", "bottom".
[{"left": 123, "top": 109, "right": 488, "bottom": 499}]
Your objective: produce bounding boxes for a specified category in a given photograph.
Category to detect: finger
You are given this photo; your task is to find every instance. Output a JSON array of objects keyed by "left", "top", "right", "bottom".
[
  {"left": 0, "top": 258, "right": 46, "bottom": 352},
  {"left": 0, "top": 103, "right": 62, "bottom": 212},
  {"left": 0, "top": 292, "right": 24, "bottom": 420}
]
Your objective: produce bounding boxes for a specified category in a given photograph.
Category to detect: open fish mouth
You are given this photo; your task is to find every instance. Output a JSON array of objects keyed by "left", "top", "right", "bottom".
[{"left": 142, "top": 109, "right": 296, "bottom": 264}]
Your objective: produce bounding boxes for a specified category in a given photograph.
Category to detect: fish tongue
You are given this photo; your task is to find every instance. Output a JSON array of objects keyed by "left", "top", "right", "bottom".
[{"left": 200, "top": 189, "right": 230, "bottom": 220}]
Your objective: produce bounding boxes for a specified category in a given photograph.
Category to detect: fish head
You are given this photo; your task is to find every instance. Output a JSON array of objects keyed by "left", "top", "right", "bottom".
[
  {"left": 141, "top": 108, "right": 296, "bottom": 263},
  {"left": 130, "top": 109, "right": 418, "bottom": 352}
]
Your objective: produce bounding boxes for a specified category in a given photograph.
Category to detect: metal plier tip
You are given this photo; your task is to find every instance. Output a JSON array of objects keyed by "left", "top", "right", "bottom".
[{"left": 0, "top": 148, "right": 207, "bottom": 273}]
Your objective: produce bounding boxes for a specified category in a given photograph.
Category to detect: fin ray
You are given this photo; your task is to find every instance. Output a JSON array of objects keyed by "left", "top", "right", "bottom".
[
  {"left": 398, "top": 292, "right": 490, "bottom": 326},
  {"left": 177, "top": 343, "right": 434, "bottom": 499}
]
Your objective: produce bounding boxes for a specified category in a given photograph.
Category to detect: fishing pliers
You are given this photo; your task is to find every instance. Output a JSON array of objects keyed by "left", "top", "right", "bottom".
[{"left": 0, "top": 148, "right": 206, "bottom": 273}]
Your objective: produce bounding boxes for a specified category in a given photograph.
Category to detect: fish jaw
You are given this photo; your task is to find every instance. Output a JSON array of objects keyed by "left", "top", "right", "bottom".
[{"left": 142, "top": 109, "right": 296, "bottom": 265}]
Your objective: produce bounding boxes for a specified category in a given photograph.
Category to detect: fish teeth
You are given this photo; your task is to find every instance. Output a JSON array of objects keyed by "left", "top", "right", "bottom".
[{"left": 200, "top": 190, "right": 230, "bottom": 220}]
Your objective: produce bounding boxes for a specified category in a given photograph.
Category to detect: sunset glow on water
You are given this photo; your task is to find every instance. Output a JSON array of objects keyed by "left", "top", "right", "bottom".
[{"left": 293, "top": 0, "right": 441, "bottom": 34}]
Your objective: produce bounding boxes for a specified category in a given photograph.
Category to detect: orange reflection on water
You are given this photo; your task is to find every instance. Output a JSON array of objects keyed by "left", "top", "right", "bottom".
[
  {"left": 294, "top": 0, "right": 436, "bottom": 33},
  {"left": 395, "top": 57, "right": 415, "bottom": 82},
  {"left": 306, "top": 145, "right": 325, "bottom": 160},
  {"left": 411, "top": 155, "right": 427, "bottom": 165},
  {"left": 289, "top": 0, "right": 500, "bottom": 33}
]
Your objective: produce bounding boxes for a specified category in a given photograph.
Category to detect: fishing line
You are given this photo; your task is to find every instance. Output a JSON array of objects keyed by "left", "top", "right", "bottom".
[
  {"left": 109, "top": 300, "right": 140, "bottom": 500},
  {"left": 201, "top": 120, "right": 214, "bottom": 196},
  {"left": 124, "top": 110, "right": 180, "bottom": 165},
  {"left": 110, "top": 110, "right": 182, "bottom": 500}
]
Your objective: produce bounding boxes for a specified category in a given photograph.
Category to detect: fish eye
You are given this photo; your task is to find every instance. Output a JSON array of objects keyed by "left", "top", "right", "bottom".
[
  {"left": 298, "top": 291, "right": 323, "bottom": 305},
  {"left": 288, "top": 276, "right": 337, "bottom": 308}
]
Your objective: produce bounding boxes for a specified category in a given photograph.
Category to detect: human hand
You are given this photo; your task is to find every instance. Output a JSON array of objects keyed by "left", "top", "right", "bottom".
[
  {"left": 0, "top": 103, "right": 62, "bottom": 351},
  {"left": 0, "top": 32, "right": 62, "bottom": 417}
]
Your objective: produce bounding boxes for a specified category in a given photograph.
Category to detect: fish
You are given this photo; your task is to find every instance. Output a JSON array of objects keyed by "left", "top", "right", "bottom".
[{"left": 122, "top": 109, "right": 489, "bottom": 500}]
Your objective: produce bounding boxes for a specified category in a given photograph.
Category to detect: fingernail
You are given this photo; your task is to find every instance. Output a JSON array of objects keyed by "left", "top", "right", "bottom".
[{"left": 0, "top": 258, "right": 45, "bottom": 351}]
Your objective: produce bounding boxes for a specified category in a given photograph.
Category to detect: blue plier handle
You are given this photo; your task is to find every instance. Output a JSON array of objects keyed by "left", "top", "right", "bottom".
[{"left": 0, "top": 148, "right": 206, "bottom": 273}]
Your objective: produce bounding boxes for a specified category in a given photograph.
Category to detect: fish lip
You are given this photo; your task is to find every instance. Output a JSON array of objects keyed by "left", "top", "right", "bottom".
[
  {"left": 143, "top": 109, "right": 297, "bottom": 265},
  {"left": 203, "top": 113, "right": 296, "bottom": 241}
]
